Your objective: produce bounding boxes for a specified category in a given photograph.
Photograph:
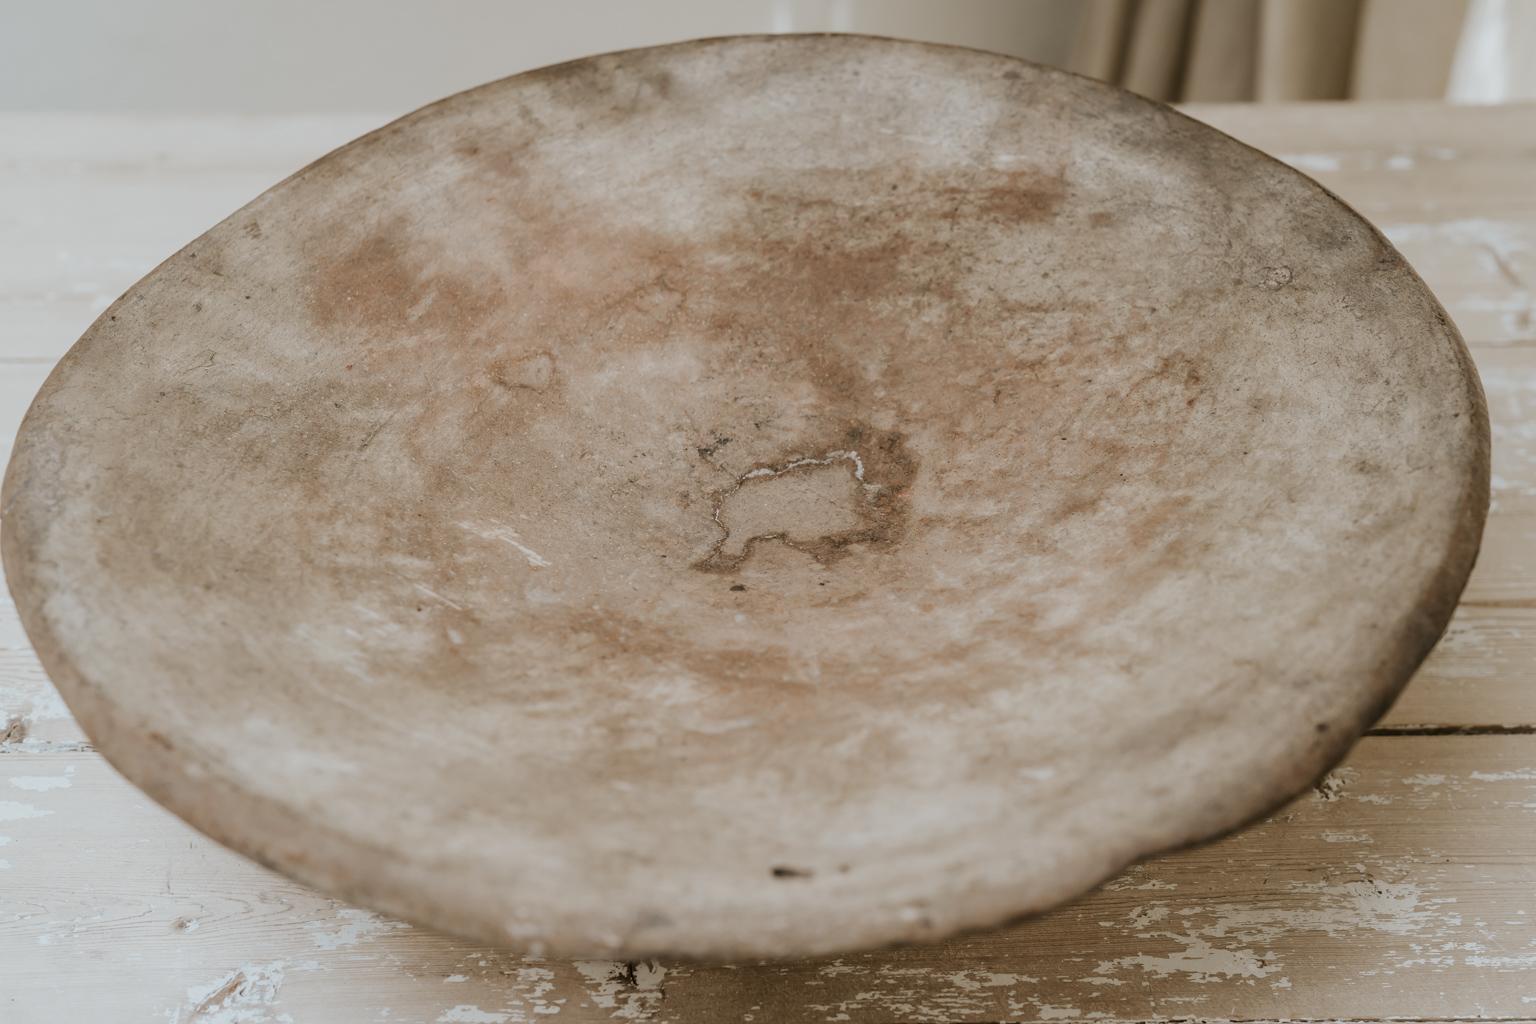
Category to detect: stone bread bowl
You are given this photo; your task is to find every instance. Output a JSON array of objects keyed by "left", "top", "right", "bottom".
[{"left": 0, "top": 35, "right": 1489, "bottom": 960}]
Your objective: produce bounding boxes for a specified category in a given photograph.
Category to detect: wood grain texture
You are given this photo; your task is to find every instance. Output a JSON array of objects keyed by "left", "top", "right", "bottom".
[
  {"left": 1, "top": 102, "right": 1533, "bottom": 1020},
  {"left": 6, "top": 740, "right": 1536, "bottom": 1022}
]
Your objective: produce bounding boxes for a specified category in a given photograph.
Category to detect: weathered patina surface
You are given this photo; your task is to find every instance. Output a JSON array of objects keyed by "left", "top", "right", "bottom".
[{"left": 0, "top": 37, "right": 1488, "bottom": 959}]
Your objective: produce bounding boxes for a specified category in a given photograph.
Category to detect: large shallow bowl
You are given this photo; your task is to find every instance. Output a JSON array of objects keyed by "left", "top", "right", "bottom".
[{"left": 1, "top": 35, "right": 1488, "bottom": 959}]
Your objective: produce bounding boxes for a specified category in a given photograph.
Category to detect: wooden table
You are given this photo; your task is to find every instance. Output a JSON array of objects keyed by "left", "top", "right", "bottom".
[{"left": 2, "top": 102, "right": 1534, "bottom": 1023}]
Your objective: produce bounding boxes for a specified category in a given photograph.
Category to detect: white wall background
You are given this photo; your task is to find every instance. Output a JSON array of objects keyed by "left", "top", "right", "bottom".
[{"left": 0, "top": 0, "right": 1080, "bottom": 113}]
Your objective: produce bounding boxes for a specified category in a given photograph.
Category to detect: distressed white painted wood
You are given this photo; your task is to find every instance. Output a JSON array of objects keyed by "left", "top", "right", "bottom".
[
  {"left": 6, "top": 741, "right": 1536, "bottom": 1022},
  {"left": 2, "top": 104, "right": 1535, "bottom": 1022}
]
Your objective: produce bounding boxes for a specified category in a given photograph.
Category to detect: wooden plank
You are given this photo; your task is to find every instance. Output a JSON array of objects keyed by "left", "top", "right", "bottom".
[
  {"left": 1484, "top": 348, "right": 1536, "bottom": 515},
  {"left": 1388, "top": 603, "right": 1536, "bottom": 729},
  {"left": 4, "top": 737, "right": 1536, "bottom": 1022}
]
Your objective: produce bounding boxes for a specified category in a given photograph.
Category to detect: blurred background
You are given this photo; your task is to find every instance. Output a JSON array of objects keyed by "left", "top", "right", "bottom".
[{"left": 4, "top": 0, "right": 1534, "bottom": 113}]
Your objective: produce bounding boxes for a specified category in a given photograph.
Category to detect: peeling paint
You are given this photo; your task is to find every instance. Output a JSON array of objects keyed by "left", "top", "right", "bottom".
[
  {"left": 304, "top": 908, "right": 409, "bottom": 950},
  {"left": 171, "top": 961, "right": 290, "bottom": 1024},
  {"left": 0, "top": 648, "right": 73, "bottom": 731},
  {"left": 0, "top": 800, "right": 50, "bottom": 821},
  {"left": 1321, "top": 830, "right": 1373, "bottom": 844},
  {"left": 948, "top": 970, "right": 1031, "bottom": 991},
  {"left": 436, "top": 1008, "right": 511, "bottom": 1024},
  {"left": 573, "top": 961, "right": 665, "bottom": 1020},
  {"left": 1314, "top": 767, "right": 1357, "bottom": 801},
  {"left": 8, "top": 769, "right": 73, "bottom": 791},
  {"left": 1097, "top": 935, "right": 1278, "bottom": 982},
  {"left": 1471, "top": 769, "right": 1536, "bottom": 782},
  {"left": 1467, "top": 953, "right": 1536, "bottom": 969}
]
